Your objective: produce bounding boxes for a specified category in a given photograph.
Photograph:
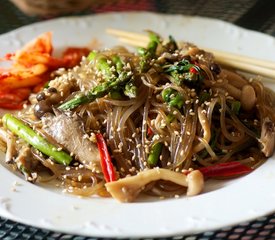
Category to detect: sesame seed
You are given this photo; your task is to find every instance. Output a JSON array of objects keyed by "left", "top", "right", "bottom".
[
  {"left": 113, "top": 149, "right": 122, "bottom": 153},
  {"left": 78, "top": 175, "right": 83, "bottom": 181},
  {"left": 130, "top": 167, "right": 136, "bottom": 172},
  {"left": 83, "top": 134, "right": 89, "bottom": 139},
  {"left": 118, "top": 142, "right": 123, "bottom": 148}
]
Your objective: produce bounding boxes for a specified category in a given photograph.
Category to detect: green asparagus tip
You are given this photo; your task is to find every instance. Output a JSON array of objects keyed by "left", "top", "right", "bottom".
[{"left": 148, "top": 142, "right": 163, "bottom": 166}]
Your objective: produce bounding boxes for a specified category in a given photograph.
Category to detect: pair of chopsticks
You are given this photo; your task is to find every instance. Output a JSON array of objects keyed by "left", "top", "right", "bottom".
[{"left": 106, "top": 28, "right": 275, "bottom": 81}]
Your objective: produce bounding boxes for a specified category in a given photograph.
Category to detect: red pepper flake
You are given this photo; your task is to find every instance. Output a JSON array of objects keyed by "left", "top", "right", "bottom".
[
  {"left": 189, "top": 67, "right": 198, "bottom": 74},
  {"left": 147, "top": 126, "right": 153, "bottom": 137},
  {"left": 96, "top": 133, "right": 117, "bottom": 182},
  {"left": 199, "top": 161, "right": 253, "bottom": 178},
  {"left": 189, "top": 67, "right": 199, "bottom": 74}
]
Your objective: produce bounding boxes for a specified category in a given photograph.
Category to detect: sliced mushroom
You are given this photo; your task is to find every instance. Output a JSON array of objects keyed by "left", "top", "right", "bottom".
[
  {"left": 15, "top": 146, "right": 38, "bottom": 182},
  {"left": 215, "top": 82, "right": 256, "bottom": 112},
  {"left": 240, "top": 85, "right": 256, "bottom": 112},
  {"left": 105, "top": 168, "right": 204, "bottom": 202},
  {"left": 221, "top": 69, "right": 247, "bottom": 89},
  {"left": 0, "top": 128, "right": 17, "bottom": 163},
  {"left": 259, "top": 117, "right": 275, "bottom": 157}
]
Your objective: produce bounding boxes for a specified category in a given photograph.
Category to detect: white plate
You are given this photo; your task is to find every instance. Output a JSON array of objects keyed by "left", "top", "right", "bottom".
[{"left": 1, "top": 12, "right": 275, "bottom": 238}]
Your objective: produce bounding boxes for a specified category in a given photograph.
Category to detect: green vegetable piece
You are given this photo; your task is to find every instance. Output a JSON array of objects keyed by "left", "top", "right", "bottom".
[
  {"left": 166, "top": 113, "right": 175, "bottom": 124},
  {"left": 231, "top": 100, "right": 241, "bottom": 115},
  {"left": 164, "top": 59, "right": 205, "bottom": 87},
  {"left": 112, "top": 55, "right": 124, "bottom": 72},
  {"left": 138, "top": 32, "right": 161, "bottom": 72},
  {"left": 170, "top": 94, "right": 184, "bottom": 109},
  {"left": 161, "top": 88, "right": 184, "bottom": 109},
  {"left": 199, "top": 91, "right": 211, "bottom": 104},
  {"left": 164, "top": 59, "right": 192, "bottom": 73},
  {"left": 148, "top": 142, "right": 163, "bottom": 166},
  {"left": 109, "top": 89, "right": 124, "bottom": 100},
  {"left": 87, "top": 51, "right": 97, "bottom": 61},
  {"left": 166, "top": 35, "right": 178, "bottom": 51},
  {"left": 88, "top": 51, "right": 114, "bottom": 78},
  {"left": 124, "top": 81, "right": 137, "bottom": 98},
  {"left": 161, "top": 88, "right": 174, "bottom": 102},
  {"left": 2, "top": 114, "right": 72, "bottom": 165},
  {"left": 137, "top": 47, "right": 146, "bottom": 56},
  {"left": 147, "top": 32, "right": 160, "bottom": 54}
]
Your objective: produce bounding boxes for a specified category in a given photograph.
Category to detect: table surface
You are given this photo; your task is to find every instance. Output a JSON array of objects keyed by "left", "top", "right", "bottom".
[{"left": 1, "top": 0, "right": 275, "bottom": 239}]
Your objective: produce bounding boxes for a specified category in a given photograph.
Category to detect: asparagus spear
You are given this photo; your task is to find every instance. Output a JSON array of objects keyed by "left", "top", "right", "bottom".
[
  {"left": 161, "top": 88, "right": 184, "bottom": 109},
  {"left": 124, "top": 81, "right": 137, "bottom": 98},
  {"left": 2, "top": 114, "right": 72, "bottom": 165},
  {"left": 138, "top": 32, "right": 161, "bottom": 72},
  {"left": 112, "top": 55, "right": 137, "bottom": 98},
  {"left": 230, "top": 100, "right": 241, "bottom": 115},
  {"left": 165, "top": 35, "right": 178, "bottom": 52},
  {"left": 148, "top": 142, "right": 163, "bottom": 166},
  {"left": 59, "top": 52, "right": 133, "bottom": 110}
]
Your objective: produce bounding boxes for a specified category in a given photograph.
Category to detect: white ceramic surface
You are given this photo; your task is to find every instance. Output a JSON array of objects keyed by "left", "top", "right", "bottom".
[{"left": 0, "top": 12, "right": 275, "bottom": 238}]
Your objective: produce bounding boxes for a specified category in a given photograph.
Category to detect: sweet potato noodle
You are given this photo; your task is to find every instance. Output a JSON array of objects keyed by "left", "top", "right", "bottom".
[{"left": 0, "top": 33, "right": 275, "bottom": 202}]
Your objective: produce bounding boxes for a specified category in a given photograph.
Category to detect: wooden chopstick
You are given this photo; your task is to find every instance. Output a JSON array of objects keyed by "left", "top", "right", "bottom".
[
  {"left": 106, "top": 28, "right": 275, "bottom": 80},
  {"left": 204, "top": 48, "right": 275, "bottom": 71}
]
